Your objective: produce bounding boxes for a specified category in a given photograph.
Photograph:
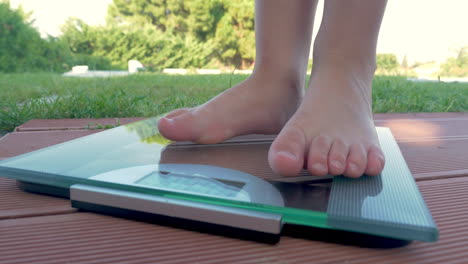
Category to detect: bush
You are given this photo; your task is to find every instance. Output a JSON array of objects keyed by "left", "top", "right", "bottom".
[
  {"left": 438, "top": 46, "right": 468, "bottom": 77},
  {"left": 70, "top": 53, "right": 114, "bottom": 70},
  {"left": 60, "top": 0, "right": 256, "bottom": 70},
  {"left": 61, "top": 19, "right": 215, "bottom": 70},
  {"left": 0, "top": 2, "right": 43, "bottom": 72},
  {"left": 376, "top": 54, "right": 399, "bottom": 74},
  {"left": 0, "top": 3, "right": 112, "bottom": 73}
]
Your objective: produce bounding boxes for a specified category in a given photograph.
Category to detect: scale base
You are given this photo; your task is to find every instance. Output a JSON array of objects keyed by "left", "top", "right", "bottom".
[
  {"left": 73, "top": 200, "right": 281, "bottom": 244},
  {"left": 72, "top": 201, "right": 410, "bottom": 247},
  {"left": 18, "top": 181, "right": 69, "bottom": 198},
  {"left": 17, "top": 180, "right": 411, "bottom": 247}
]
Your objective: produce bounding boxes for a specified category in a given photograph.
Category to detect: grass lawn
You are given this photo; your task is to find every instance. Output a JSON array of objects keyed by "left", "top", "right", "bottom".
[{"left": 1, "top": 72, "right": 467, "bottom": 133}]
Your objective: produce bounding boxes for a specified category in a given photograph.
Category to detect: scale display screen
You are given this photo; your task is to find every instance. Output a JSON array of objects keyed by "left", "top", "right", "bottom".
[
  {"left": 0, "top": 117, "right": 439, "bottom": 242},
  {"left": 136, "top": 171, "right": 246, "bottom": 197},
  {"left": 137, "top": 170, "right": 247, "bottom": 201}
]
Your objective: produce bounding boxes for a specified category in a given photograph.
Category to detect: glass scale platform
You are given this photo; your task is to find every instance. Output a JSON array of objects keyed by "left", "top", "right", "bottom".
[{"left": 0, "top": 117, "right": 439, "bottom": 244}]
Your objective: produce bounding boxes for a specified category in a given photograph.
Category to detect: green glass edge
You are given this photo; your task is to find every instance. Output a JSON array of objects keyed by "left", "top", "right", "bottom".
[
  {"left": 0, "top": 115, "right": 330, "bottom": 229},
  {"left": 0, "top": 166, "right": 331, "bottom": 229},
  {"left": 163, "top": 193, "right": 330, "bottom": 229}
]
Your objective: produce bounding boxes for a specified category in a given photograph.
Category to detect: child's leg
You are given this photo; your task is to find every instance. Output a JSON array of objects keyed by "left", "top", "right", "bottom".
[
  {"left": 158, "top": 0, "right": 318, "bottom": 144},
  {"left": 269, "top": 0, "right": 388, "bottom": 178}
]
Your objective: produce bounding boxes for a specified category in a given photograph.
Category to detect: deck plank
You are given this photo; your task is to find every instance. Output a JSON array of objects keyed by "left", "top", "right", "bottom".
[
  {"left": 0, "top": 130, "right": 103, "bottom": 158},
  {"left": 0, "top": 114, "right": 467, "bottom": 263},
  {"left": 15, "top": 118, "right": 144, "bottom": 132},
  {"left": 0, "top": 177, "right": 466, "bottom": 264},
  {"left": 0, "top": 178, "right": 74, "bottom": 220},
  {"left": 375, "top": 117, "right": 468, "bottom": 140},
  {"left": 2, "top": 130, "right": 467, "bottom": 179}
]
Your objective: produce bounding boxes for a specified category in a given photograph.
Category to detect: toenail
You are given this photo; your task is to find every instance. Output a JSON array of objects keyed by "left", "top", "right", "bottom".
[
  {"left": 278, "top": 151, "right": 298, "bottom": 161},
  {"left": 163, "top": 117, "right": 174, "bottom": 124},
  {"left": 349, "top": 162, "right": 359, "bottom": 172},
  {"left": 312, "top": 163, "right": 327, "bottom": 172},
  {"left": 331, "top": 160, "right": 342, "bottom": 169},
  {"left": 378, "top": 158, "right": 385, "bottom": 170}
]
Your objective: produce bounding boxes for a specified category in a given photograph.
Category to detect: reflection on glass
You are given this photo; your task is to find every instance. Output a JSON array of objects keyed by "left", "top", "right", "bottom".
[
  {"left": 89, "top": 163, "right": 285, "bottom": 206},
  {"left": 0, "top": 117, "right": 438, "bottom": 242},
  {"left": 136, "top": 171, "right": 248, "bottom": 199},
  {"left": 329, "top": 174, "right": 383, "bottom": 219},
  {"left": 125, "top": 119, "right": 172, "bottom": 145}
]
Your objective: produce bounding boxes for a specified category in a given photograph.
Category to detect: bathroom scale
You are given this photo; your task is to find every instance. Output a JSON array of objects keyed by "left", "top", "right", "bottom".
[{"left": 0, "top": 117, "right": 438, "bottom": 244}]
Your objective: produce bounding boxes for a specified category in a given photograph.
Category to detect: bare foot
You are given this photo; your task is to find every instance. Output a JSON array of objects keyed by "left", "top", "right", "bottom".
[
  {"left": 268, "top": 60, "right": 385, "bottom": 178},
  {"left": 158, "top": 73, "right": 302, "bottom": 144}
]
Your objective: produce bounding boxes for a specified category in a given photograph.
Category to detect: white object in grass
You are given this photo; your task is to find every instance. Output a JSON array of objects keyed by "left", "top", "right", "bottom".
[
  {"left": 128, "top": 60, "right": 144, "bottom": 73},
  {"left": 72, "top": 65, "right": 89, "bottom": 73}
]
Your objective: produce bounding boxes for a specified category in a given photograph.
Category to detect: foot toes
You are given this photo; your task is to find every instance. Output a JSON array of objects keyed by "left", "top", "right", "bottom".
[
  {"left": 344, "top": 144, "right": 367, "bottom": 178},
  {"left": 158, "top": 111, "right": 198, "bottom": 142},
  {"left": 365, "top": 145, "right": 385, "bottom": 176},
  {"left": 269, "top": 125, "right": 307, "bottom": 177},
  {"left": 327, "top": 139, "right": 349, "bottom": 176},
  {"left": 164, "top": 108, "right": 191, "bottom": 119},
  {"left": 307, "top": 135, "right": 332, "bottom": 176}
]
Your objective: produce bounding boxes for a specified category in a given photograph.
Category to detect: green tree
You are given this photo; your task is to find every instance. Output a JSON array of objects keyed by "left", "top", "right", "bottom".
[
  {"left": 0, "top": 2, "right": 79, "bottom": 72},
  {"left": 401, "top": 55, "right": 408, "bottom": 69},
  {"left": 61, "top": 18, "right": 214, "bottom": 70},
  {"left": 439, "top": 46, "right": 468, "bottom": 77},
  {"left": 0, "top": 2, "right": 41, "bottom": 72},
  {"left": 60, "top": 17, "right": 98, "bottom": 55},
  {"left": 106, "top": 0, "right": 255, "bottom": 68},
  {"left": 376, "top": 54, "right": 399, "bottom": 72}
]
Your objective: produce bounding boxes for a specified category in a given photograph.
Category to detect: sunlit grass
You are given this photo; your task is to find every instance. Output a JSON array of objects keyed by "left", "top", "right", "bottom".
[
  {"left": 0, "top": 73, "right": 467, "bottom": 133},
  {"left": 372, "top": 75, "right": 467, "bottom": 113}
]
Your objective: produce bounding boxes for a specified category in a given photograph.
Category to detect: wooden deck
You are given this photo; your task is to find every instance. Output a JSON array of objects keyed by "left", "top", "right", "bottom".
[{"left": 0, "top": 113, "right": 467, "bottom": 264}]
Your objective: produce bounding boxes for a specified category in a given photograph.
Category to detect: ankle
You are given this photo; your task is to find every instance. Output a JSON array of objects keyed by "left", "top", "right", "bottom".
[
  {"left": 251, "top": 67, "right": 305, "bottom": 93},
  {"left": 308, "top": 56, "right": 375, "bottom": 115},
  {"left": 311, "top": 59, "right": 376, "bottom": 93},
  {"left": 312, "top": 51, "right": 376, "bottom": 81}
]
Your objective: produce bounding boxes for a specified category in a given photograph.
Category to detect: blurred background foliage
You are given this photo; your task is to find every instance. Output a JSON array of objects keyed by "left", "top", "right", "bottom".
[
  {"left": 1, "top": 1, "right": 466, "bottom": 76},
  {"left": 438, "top": 46, "right": 468, "bottom": 77},
  {"left": 60, "top": 0, "right": 255, "bottom": 71},
  {"left": 0, "top": 2, "right": 112, "bottom": 72}
]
